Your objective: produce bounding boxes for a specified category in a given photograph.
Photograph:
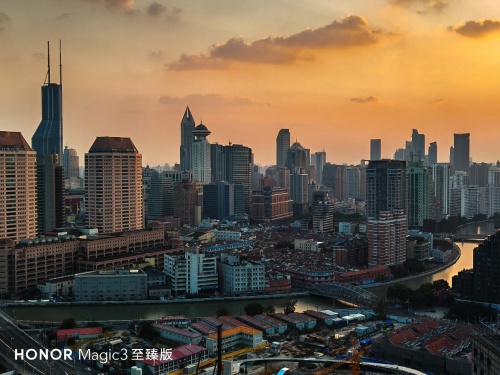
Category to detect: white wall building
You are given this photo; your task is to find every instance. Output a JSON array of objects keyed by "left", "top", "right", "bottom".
[
  {"left": 212, "top": 230, "right": 241, "bottom": 242},
  {"left": 219, "top": 254, "right": 265, "bottom": 294},
  {"left": 74, "top": 268, "right": 147, "bottom": 301},
  {"left": 164, "top": 249, "right": 218, "bottom": 295},
  {"left": 294, "top": 239, "right": 320, "bottom": 252}
]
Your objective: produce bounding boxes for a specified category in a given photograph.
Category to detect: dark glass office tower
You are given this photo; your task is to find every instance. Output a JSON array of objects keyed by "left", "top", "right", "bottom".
[
  {"left": 179, "top": 106, "right": 195, "bottom": 171},
  {"left": 32, "top": 42, "right": 63, "bottom": 165},
  {"left": 453, "top": 133, "right": 470, "bottom": 174}
]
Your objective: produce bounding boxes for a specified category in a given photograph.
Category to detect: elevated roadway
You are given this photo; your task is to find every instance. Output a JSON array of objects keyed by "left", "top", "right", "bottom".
[{"left": 0, "top": 311, "right": 79, "bottom": 374}]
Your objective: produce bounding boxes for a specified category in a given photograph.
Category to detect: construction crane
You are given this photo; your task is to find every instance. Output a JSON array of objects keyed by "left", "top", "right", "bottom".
[{"left": 314, "top": 338, "right": 368, "bottom": 375}]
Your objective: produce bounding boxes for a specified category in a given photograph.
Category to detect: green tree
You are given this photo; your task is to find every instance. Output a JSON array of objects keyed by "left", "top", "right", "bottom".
[
  {"left": 284, "top": 299, "right": 297, "bottom": 314},
  {"left": 61, "top": 317, "right": 77, "bottom": 329},
  {"left": 432, "top": 279, "right": 450, "bottom": 291},
  {"left": 244, "top": 302, "right": 264, "bottom": 316},
  {"left": 263, "top": 305, "right": 276, "bottom": 315},
  {"left": 386, "top": 284, "right": 414, "bottom": 303}
]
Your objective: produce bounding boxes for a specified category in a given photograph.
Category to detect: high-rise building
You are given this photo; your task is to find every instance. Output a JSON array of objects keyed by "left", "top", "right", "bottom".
[
  {"left": 192, "top": 123, "right": 211, "bottom": 184},
  {"left": 203, "top": 181, "right": 245, "bottom": 220},
  {"left": 313, "top": 151, "right": 326, "bottom": 185},
  {"left": 173, "top": 177, "right": 202, "bottom": 226},
  {"left": 407, "top": 163, "right": 432, "bottom": 228},
  {"left": 366, "top": 160, "right": 408, "bottom": 266},
  {"left": 473, "top": 230, "right": 500, "bottom": 304},
  {"left": 430, "top": 163, "right": 450, "bottom": 221},
  {"left": 367, "top": 210, "right": 407, "bottom": 266},
  {"left": 37, "top": 154, "right": 65, "bottom": 234},
  {"left": 366, "top": 160, "right": 408, "bottom": 219},
  {"left": 470, "top": 162, "right": 491, "bottom": 187},
  {"left": 411, "top": 129, "right": 425, "bottom": 162},
  {"left": 62, "top": 146, "right": 79, "bottom": 179},
  {"left": 428, "top": 142, "right": 437, "bottom": 164},
  {"left": 225, "top": 144, "right": 253, "bottom": 214},
  {"left": 346, "top": 166, "right": 361, "bottom": 199},
  {"left": 311, "top": 191, "right": 333, "bottom": 233},
  {"left": 32, "top": 42, "right": 63, "bottom": 165},
  {"left": 85, "top": 137, "right": 143, "bottom": 233},
  {"left": 370, "top": 139, "right": 381, "bottom": 161},
  {"left": 286, "top": 142, "right": 310, "bottom": 171},
  {"left": 0, "top": 131, "right": 37, "bottom": 241},
  {"left": 290, "top": 168, "right": 309, "bottom": 216},
  {"left": 210, "top": 143, "right": 226, "bottom": 182},
  {"left": 147, "top": 169, "right": 174, "bottom": 220},
  {"left": 251, "top": 187, "right": 292, "bottom": 222},
  {"left": 453, "top": 133, "right": 470, "bottom": 174},
  {"left": 179, "top": 106, "right": 195, "bottom": 171},
  {"left": 276, "top": 129, "right": 290, "bottom": 168}
]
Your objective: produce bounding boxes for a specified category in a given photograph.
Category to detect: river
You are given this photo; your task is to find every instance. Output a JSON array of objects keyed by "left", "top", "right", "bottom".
[{"left": 5, "top": 222, "right": 495, "bottom": 322}]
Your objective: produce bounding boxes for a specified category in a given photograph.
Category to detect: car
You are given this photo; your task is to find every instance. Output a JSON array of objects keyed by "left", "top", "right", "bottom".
[{"left": 84, "top": 367, "right": 92, "bottom": 372}]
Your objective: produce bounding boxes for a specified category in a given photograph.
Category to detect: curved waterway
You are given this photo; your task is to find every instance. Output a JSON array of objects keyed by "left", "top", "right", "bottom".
[{"left": 6, "top": 222, "right": 495, "bottom": 322}]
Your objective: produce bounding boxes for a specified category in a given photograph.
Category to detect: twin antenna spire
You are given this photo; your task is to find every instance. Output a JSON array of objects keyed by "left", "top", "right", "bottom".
[{"left": 45, "top": 40, "right": 62, "bottom": 85}]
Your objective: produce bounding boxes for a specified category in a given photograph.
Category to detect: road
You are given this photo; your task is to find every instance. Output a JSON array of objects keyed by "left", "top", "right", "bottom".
[{"left": 0, "top": 311, "right": 82, "bottom": 374}]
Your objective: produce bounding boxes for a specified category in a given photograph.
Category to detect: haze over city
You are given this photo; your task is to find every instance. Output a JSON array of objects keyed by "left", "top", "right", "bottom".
[{"left": 2, "top": 0, "right": 500, "bottom": 166}]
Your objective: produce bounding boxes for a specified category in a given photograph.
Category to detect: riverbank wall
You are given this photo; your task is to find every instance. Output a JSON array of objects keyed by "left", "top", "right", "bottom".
[
  {"left": 362, "top": 242, "right": 462, "bottom": 290},
  {"left": 0, "top": 291, "right": 309, "bottom": 308}
]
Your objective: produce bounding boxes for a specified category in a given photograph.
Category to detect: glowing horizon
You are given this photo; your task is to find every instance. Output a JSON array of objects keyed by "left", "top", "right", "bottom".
[{"left": 1, "top": 0, "right": 500, "bottom": 167}]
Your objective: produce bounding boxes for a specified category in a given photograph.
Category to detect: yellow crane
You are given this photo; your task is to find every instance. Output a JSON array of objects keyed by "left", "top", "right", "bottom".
[{"left": 314, "top": 338, "right": 368, "bottom": 375}]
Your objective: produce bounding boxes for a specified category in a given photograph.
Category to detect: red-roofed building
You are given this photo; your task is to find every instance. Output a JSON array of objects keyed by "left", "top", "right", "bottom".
[
  {"left": 371, "top": 318, "right": 475, "bottom": 375},
  {"left": 136, "top": 344, "right": 208, "bottom": 375},
  {"left": 56, "top": 327, "right": 102, "bottom": 340}
]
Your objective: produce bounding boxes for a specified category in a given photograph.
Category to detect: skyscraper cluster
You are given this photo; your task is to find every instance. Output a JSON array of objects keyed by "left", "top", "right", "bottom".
[{"left": 4, "top": 44, "right": 500, "bottom": 275}]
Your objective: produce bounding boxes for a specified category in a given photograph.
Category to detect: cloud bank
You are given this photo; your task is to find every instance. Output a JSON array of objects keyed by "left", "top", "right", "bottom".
[
  {"left": 451, "top": 19, "right": 500, "bottom": 38},
  {"left": 167, "top": 16, "right": 381, "bottom": 70},
  {"left": 159, "top": 93, "right": 266, "bottom": 107}
]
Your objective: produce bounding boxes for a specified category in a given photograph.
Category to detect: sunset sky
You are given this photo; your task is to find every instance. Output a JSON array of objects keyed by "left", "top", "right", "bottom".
[{"left": 1, "top": 0, "right": 500, "bottom": 167}]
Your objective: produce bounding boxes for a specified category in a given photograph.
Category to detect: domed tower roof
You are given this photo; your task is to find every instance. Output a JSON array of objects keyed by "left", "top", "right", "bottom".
[{"left": 192, "top": 122, "right": 211, "bottom": 138}]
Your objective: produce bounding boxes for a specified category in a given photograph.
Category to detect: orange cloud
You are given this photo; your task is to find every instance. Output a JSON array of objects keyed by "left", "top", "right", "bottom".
[
  {"left": 451, "top": 19, "right": 500, "bottom": 38},
  {"left": 167, "top": 15, "right": 381, "bottom": 70},
  {"left": 159, "top": 93, "right": 267, "bottom": 108},
  {"left": 82, "top": 0, "right": 137, "bottom": 14},
  {"left": 390, "top": 0, "right": 449, "bottom": 13},
  {"left": 350, "top": 96, "right": 380, "bottom": 103}
]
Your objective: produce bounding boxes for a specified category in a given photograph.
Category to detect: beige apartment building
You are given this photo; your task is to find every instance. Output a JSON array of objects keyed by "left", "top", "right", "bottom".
[
  {"left": 0, "top": 131, "right": 37, "bottom": 242},
  {"left": 85, "top": 137, "right": 143, "bottom": 234}
]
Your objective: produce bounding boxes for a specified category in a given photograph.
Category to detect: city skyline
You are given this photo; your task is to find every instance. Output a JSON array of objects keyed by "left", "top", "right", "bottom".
[{"left": 2, "top": 1, "right": 500, "bottom": 166}]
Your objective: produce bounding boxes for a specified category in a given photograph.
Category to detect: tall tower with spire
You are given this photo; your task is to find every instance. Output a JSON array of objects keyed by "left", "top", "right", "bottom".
[
  {"left": 180, "top": 106, "right": 195, "bottom": 171},
  {"left": 32, "top": 41, "right": 65, "bottom": 234},
  {"left": 32, "top": 41, "right": 63, "bottom": 165}
]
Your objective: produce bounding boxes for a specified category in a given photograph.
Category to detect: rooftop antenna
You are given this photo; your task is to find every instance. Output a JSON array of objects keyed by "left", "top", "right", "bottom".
[
  {"left": 59, "top": 39, "right": 62, "bottom": 85},
  {"left": 46, "top": 41, "right": 51, "bottom": 85}
]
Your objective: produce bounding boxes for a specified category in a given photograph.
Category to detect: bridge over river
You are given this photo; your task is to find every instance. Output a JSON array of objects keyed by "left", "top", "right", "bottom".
[{"left": 306, "top": 282, "right": 379, "bottom": 308}]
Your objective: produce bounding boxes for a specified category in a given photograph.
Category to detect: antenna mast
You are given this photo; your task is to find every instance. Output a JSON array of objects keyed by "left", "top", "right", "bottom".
[
  {"left": 47, "top": 41, "right": 51, "bottom": 85},
  {"left": 59, "top": 39, "right": 62, "bottom": 85}
]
